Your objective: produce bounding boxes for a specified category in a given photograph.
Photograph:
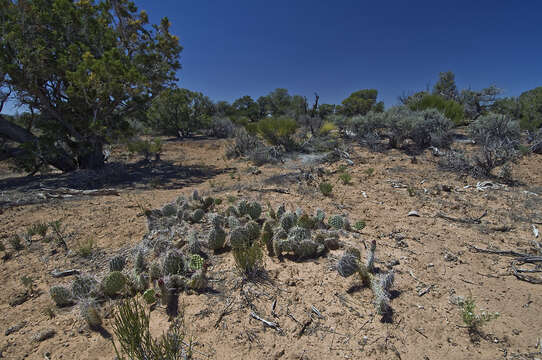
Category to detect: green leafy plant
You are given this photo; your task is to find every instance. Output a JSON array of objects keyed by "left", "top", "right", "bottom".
[
  {"left": 365, "top": 168, "right": 375, "bottom": 176},
  {"left": 77, "top": 238, "right": 95, "bottom": 258},
  {"left": 232, "top": 243, "right": 264, "bottom": 278},
  {"left": 339, "top": 172, "right": 352, "bottom": 185},
  {"left": 112, "top": 297, "right": 193, "bottom": 360},
  {"left": 256, "top": 116, "right": 299, "bottom": 150},
  {"left": 460, "top": 297, "right": 499, "bottom": 332},
  {"left": 8, "top": 235, "right": 24, "bottom": 251},
  {"left": 319, "top": 182, "right": 333, "bottom": 196},
  {"left": 27, "top": 222, "right": 48, "bottom": 239}
]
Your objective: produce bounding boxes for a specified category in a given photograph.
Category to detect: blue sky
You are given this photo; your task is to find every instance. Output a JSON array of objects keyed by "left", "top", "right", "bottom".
[{"left": 4, "top": 0, "right": 542, "bottom": 113}]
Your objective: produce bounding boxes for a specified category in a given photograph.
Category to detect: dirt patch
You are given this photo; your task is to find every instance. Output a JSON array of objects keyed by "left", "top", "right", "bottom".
[{"left": 0, "top": 138, "right": 541, "bottom": 359}]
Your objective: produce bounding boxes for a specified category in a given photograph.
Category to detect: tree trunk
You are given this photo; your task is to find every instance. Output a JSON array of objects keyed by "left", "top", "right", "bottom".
[
  {"left": 0, "top": 114, "right": 77, "bottom": 172},
  {"left": 77, "top": 140, "right": 105, "bottom": 169}
]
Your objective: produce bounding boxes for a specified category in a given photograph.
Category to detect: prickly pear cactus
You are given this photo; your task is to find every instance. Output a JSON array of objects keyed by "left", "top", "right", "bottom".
[
  {"left": 261, "top": 220, "right": 275, "bottom": 255},
  {"left": 188, "top": 270, "right": 207, "bottom": 290},
  {"left": 245, "top": 220, "right": 261, "bottom": 242},
  {"left": 328, "top": 215, "right": 345, "bottom": 230},
  {"left": 276, "top": 204, "right": 286, "bottom": 220},
  {"left": 149, "top": 261, "right": 162, "bottom": 282},
  {"left": 143, "top": 288, "right": 157, "bottom": 304},
  {"left": 280, "top": 212, "right": 297, "bottom": 232},
  {"left": 190, "top": 209, "right": 205, "bottom": 223},
  {"left": 207, "top": 227, "right": 227, "bottom": 250},
  {"left": 287, "top": 226, "right": 311, "bottom": 243},
  {"left": 229, "top": 226, "right": 249, "bottom": 249},
  {"left": 71, "top": 275, "right": 98, "bottom": 299},
  {"left": 237, "top": 200, "right": 249, "bottom": 217},
  {"left": 187, "top": 231, "right": 202, "bottom": 254},
  {"left": 247, "top": 201, "right": 262, "bottom": 220},
  {"left": 315, "top": 209, "right": 325, "bottom": 223},
  {"left": 337, "top": 252, "right": 360, "bottom": 278},
  {"left": 371, "top": 275, "right": 391, "bottom": 315},
  {"left": 189, "top": 254, "right": 204, "bottom": 271},
  {"left": 208, "top": 213, "right": 224, "bottom": 228},
  {"left": 161, "top": 203, "right": 177, "bottom": 217},
  {"left": 102, "top": 271, "right": 127, "bottom": 297},
  {"left": 135, "top": 250, "right": 146, "bottom": 274},
  {"left": 297, "top": 214, "right": 315, "bottom": 229},
  {"left": 292, "top": 239, "right": 323, "bottom": 259},
  {"left": 162, "top": 250, "right": 186, "bottom": 275},
  {"left": 192, "top": 189, "right": 200, "bottom": 201},
  {"left": 366, "top": 240, "right": 376, "bottom": 272},
  {"left": 50, "top": 286, "right": 73, "bottom": 307},
  {"left": 109, "top": 255, "right": 126, "bottom": 272},
  {"left": 226, "top": 206, "right": 239, "bottom": 218}
]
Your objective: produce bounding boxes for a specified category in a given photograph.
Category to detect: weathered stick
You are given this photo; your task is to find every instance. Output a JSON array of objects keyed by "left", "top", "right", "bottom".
[
  {"left": 51, "top": 269, "right": 80, "bottom": 278},
  {"left": 436, "top": 211, "right": 487, "bottom": 224},
  {"left": 250, "top": 312, "right": 281, "bottom": 331}
]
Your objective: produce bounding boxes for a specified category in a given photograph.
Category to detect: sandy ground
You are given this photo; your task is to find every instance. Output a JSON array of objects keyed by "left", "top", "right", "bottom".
[{"left": 0, "top": 137, "right": 541, "bottom": 360}]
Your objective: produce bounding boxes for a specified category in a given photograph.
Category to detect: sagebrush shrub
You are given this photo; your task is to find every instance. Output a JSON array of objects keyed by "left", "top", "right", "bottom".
[{"left": 256, "top": 116, "right": 298, "bottom": 151}]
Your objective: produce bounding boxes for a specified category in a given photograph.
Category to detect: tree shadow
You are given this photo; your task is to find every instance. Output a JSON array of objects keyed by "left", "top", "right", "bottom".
[{"left": 0, "top": 160, "right": 233, "bottom": 193}]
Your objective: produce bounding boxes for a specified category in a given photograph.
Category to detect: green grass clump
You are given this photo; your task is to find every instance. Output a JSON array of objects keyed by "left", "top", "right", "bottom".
[
  {"left": 77, "top": 238, "right": 95, "bottom": 258},
  {"left": 354, "top": 220, "right": 366, "bottom": 231},
  {"left": 461, "top": 297, "right": 499, "bottom": 332},
  {"left": 339, "top": 172, "right": 352, "bottom": 185},
  {"left": 319, "top": 182, "right": 333, "bottom": 196},
  {"left": 233, "top": 242, "right": 263, "bottom": 278}
]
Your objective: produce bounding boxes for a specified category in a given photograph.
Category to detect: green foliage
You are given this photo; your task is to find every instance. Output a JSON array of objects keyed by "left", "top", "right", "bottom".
[
  {"left": 142, "top": 289, "right": 157, "bottom": 305},
  {"left": 147, "top": 88, "right": 214, "bottom": 137},
  {"left": 49, "top": 286, "right": 73, "bottom": 307},
  {"left": 102, "top": 271, "right": 127, "bottom": 297},
  {"left": 8, "top": 235, "right": 24, "bottom": 251},
  {"left": 1, "top": 0, "right": 182, "bottom": 170},
  {"left": 319, "top": 121, "right": 337, "bottom": 136},
  {"left": 328, "top": 215, "right": 345, "bottom": 230},
  {"left": 247, "top": 201, "right": 262, "bottom": 220},
  {"left": 460, "top": 297, "right": 499, "bottom": 331},
  {"left": 232, "top": 242, "right": 263, "bottom": 277},
  {"left": 409, "top": 94, "right": 464, "bottom": 126},
  {"left": 339, "top": 172, "right": 352, "bottom": 185},
  {"left": 189, "top": 254, "right": 204, "bottom": 271},
  {"left": 256, "top": 116, "right": 298, "bottom": 150},
  {"left": 27, "top": 222, "right": 48, "bottom": 239},
  {"left": 432, "top": 71, "right": 459, "bottom": 101},
  {"left": 365, "top": 168, "right": 375, "bottom": 176},
  {"left": 77, "top": 238, "right": 95, "bottom": 258},
  {"left": 112, "top": 297, "right": 193, "bottom": 360},
  {"left": 518, "top": 87, "right": 542, "bottom": 130},
  {"left": 341, "top": 89, "right": 384, "bottom": 117},
  {"left": 127, "top": 138, "right": 162, "bottom": 161},
  {"left": 319, "top": 182, "right": 333, "bottom": 196},
  {"left": 353, "top": 220, "right": 366, "bottom": 231}
]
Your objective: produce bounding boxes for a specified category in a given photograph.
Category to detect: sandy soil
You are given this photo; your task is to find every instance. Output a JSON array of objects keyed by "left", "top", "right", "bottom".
[{"left": 0, "top": 137, "right": 541, "bottom": 360}]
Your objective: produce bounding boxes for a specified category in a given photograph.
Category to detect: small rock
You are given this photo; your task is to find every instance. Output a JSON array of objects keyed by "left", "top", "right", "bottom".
[
  {"left": 5, "top": 321, "right": 27, "bottom": 336},
  {"left": 287, "top": 280, "right": 296, "bottom": 287},
  {"left": 407, "top": 210, "right": 420, "bottom": 217},
  {"left": 512, "top": 329, "right": 520, "bottom": 335},
  {"left": 274, "top": 349, "right": 285, "bottom": 359},
  {"left": 32, "top": 329, "right": 56, "bottom": 342},
  {"left": 444, "top": 253, "right": 458, "bottom": 262},
  {"left": 427, "top": 263, "right": 434, "bottom": 268}
]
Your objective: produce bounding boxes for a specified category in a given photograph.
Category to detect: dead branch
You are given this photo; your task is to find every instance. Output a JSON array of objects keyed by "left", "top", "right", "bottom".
[
  {"left": 511, "top": 257, "right": 542, "bottom": 284},
  {"left": 51, "top": 269, "right": 80, "bottom": 278},
  {"left": 250, "top": 312, "right": 281, "bottom": 332},
  {"left": 214, "top": 297, "right": 235, "bottom": 329},
  {"left": 468, "top": 245, "right": 530, "bottom": 257},
  {"left": 436, "top": 211, "right": 487, "bottom": 224},
  {"left": 246, "top": 187, "right": 290, "bottom": 194}
]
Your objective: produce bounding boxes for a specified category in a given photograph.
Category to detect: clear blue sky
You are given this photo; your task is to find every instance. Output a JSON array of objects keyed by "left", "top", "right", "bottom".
[
  {"left": 136, "top": 0, "right": 541, "bottom": 107},
  {"left": 4, "top": 0, "right": 541, "bottom": 114}
]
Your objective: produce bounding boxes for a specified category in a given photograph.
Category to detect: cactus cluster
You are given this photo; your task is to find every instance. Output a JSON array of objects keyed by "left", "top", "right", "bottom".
[
  {"left": 50, "top": 285, "right": 73, "bottom": 307},
  {"left": 109, "top": 255, "right": 126, "bottom": 272},
  {"left": 102, "top": 271, "right": 127, "bottom": 297},
  {"left": 162, "top": 250, "right": 186, "bottom": 275},
  {"left": 71, "top": 275, "right": 99, "bottom": 299},
  {"left": 336, "top": 240, "right": 395, "bottom": 316}
]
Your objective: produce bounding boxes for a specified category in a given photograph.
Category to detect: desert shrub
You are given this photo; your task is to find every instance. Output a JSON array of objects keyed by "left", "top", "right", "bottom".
[
  {"left": 112, "top": 297, "right": 193, "bottom": 360},
  {"left": 409, "top": 109, "right": 454, "bottom": 149},
  {"left": 248, "top": 146, "right": 283, "bottom": 166},
  {"left": 460, "top": 297, "right": 499, "bottom": 332},
  {"left": 350, "top": 111, "right": 387, "bottom": 150},
  {"left": 127, "top": 138, "right": 162, "bottom": 162},
  {"left": 409, "top": 93, "right": 464, "bottom": 126},
  {"left": 208, "top": 117, "right": 235, "bottom": 138},
  {"left": 384, "top": 106, "right": 418, "bottom": 148},
  {"left": 354, "top": 220, "right": 366, "bottom": 231},
  {"left": 319, "top": 121, "right": 337, "bottom": 136},
  {"left": 8, "top": 235, "right": 24, "bottom": 251},
  {"left": 232, "top": 242, "right": 263, "bottom": 278},
  {"left": 256, "top": 116, "right": 298, "bottom": 150},
  {"left": 339, "top": 172, "right": 352, "bottom": 185},
  {"left": 469, "top": 113, "right": 521, "bottom": 146},
  {"left": 77, "top": 238, "right": 95, "bottom": 258},
  {"left": 468, "top": 114, "right": 520, "bottom": 176},
  {"left": 225, "top": 127, "right": 262, "bottom": 158},
  {"left": 27, "top": 222, "right": 48, "bottom": 239},
  {"left": 319, "top": 182, "right": 333, "bottom": 196}
]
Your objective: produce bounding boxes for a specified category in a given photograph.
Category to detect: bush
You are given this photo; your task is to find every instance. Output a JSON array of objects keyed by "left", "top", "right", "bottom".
[
  {"left": 339, "top": 172, "right": 352, "bottom": 185},
  {"left": 232, "top": 242, "right": 263, "bottom": 278},
  {"left": 225, "top": 127, "right": 262, "bottom": 159},
  {"left": 384, "top": 106, "right": 418, "bottom": 148},
  {"left": 409, "top": 94, "right": 464, "bottom": 126},
  {"left": 349, "top": 111, "right": 387, "bottom": 150},
  {"left": 319, "top": 182, "right": 333, "bottom": 196},
  {"left": 112, "top": 298, "right": 193, "bottom": 359},
  {"left": 256, "top": 116, "right": 298, "bottom": 150},
  {"left": 127, "top": 138, "right": 162, "bottom": 162},
  {"left": 409, "top": 109, "right": 454, "bottom": 149},
  {"left": 319, "top": 121, "right": 337, "bottom": 136},
  {"left": 208, "top": 117, "right": 235, "bottom": 138}
]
